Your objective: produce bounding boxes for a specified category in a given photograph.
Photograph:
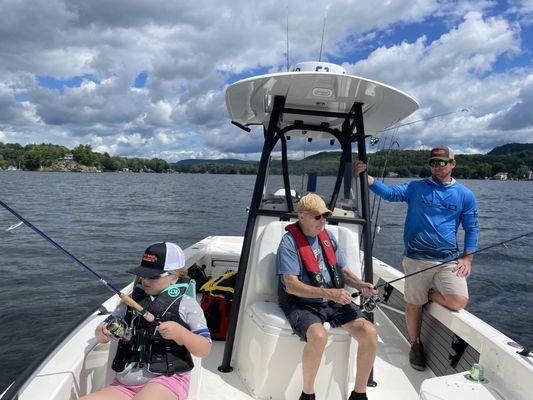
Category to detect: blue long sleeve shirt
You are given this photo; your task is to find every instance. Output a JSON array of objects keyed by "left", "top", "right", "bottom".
[{"left": 370, "top": 178, "right": 478, "bottom": 261}]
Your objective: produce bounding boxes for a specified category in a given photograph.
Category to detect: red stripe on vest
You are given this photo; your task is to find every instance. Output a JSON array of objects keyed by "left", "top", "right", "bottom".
[{"left": 285, "top": 223, "right": 337, "bottom": 274}]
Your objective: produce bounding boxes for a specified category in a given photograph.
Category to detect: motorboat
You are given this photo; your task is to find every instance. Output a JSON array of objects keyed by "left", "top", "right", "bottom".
[{"left": 2, "top": 61, "right": 532, "bottom": 400}]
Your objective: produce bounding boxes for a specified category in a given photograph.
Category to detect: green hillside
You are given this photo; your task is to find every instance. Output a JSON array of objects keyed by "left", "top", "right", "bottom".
[
  {"left": 2, "top": 141, "right": 532, "bottom": 179},
  {"left": 172, "top": 144, "right": 533, "bottom": 179}
]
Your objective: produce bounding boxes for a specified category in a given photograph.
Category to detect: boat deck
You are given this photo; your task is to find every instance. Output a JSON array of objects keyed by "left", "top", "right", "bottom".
[{"left": 196, "top": 310, "right": 433, "bottom": 399}]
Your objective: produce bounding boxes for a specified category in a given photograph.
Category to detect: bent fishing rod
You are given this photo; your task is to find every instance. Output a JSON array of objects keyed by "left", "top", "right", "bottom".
[
  {"left": 0, "top": 198, "right": 158, "bottom": 323},
  {"left": 352, "top": 230, "right": 533, "bottom": 308}
]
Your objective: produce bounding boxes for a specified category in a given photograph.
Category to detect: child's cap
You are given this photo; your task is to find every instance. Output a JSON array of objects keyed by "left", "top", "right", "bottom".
[{"left": 126, "top": 242, "right": 186, "bottom": 278}]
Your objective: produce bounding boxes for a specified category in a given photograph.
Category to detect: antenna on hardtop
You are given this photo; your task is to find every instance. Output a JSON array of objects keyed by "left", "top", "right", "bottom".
[
  {"left": 285, "top": 5, "right": 290, "bottom": 71},
  {"left": 318, "top": 12, "right": 327, "bottom": 61}
]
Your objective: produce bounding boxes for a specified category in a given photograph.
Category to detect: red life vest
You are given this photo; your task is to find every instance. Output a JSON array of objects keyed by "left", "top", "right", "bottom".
[{"left": 285, "top": 223, "right": 344, "bottom": 288}]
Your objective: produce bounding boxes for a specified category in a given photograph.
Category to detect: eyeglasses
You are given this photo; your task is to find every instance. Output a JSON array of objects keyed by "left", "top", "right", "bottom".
[
  {"left": 141, "top": 272, "right": 172, "bottom": 280},
  {"left": 429, "top": 159, "right": 451, "bottom": 168}
]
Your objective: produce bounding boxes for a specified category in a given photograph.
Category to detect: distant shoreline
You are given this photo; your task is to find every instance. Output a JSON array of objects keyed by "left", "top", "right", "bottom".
[{"left": 2, "top": 169, "right": 532, "bottom": 181}]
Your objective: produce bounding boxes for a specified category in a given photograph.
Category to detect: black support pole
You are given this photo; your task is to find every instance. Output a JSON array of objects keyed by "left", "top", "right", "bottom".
[
  {"left": 354, "top": 103, "right": 377, "bottom": 386},
  {"left": 280, "top": 134, "right": 294, "bottom": 212},
  {"left": 219, "top": 96, "right": 285, "bottom": 372}
]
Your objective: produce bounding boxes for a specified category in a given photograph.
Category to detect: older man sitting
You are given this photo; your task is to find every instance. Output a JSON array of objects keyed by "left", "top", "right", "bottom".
[{"left": 276, "top": 193, "right": 378, "bottom": 400}]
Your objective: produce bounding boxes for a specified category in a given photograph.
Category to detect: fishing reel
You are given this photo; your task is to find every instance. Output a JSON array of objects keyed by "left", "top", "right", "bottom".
[
  {"left": 103, "top": 315, "right": 132, "bottom": 342},
  {"left": 362, "top": 294, "right": 382, "bottom": 313},
  {"left": 353, "top": 284, "right": 393, "bottom": 313}
]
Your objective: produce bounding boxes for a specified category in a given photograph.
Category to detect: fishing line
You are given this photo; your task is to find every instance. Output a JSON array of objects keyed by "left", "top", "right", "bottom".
[
  {"left": 379, "top": 108, "right": 470, "bottom": 132},
  {"left": 0, "top": 198, "right": 158, "bottom": 323},
  {"left": 371, "top": 132, "right": 400, "bottom": 247},
  {"left": 353, "top": 230, "right": 533, "bottom": 301}
]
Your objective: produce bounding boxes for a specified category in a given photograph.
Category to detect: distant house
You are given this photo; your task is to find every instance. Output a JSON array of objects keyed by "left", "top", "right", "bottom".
[
  {"left": 527, "top": 171, "right": 533, "bottom": 180},
  {"left": 61, "top": 153, "right": 74, "bottom": 160},
  {"left": 492, "top": 172, "right": 508, "bottom": 180},
  {"left": 386, "top": 171, "right": 399, "bottom": 178}
]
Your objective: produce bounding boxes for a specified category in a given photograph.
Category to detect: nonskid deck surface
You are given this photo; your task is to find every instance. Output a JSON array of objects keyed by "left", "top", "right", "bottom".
[{"left": 196, "top": 310, "right": 431, "bottom": 400}]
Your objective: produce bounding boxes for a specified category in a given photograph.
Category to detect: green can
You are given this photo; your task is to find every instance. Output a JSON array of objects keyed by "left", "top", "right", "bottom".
[{"left": 470, "top": 363, "right": 484, "bottom": 381}]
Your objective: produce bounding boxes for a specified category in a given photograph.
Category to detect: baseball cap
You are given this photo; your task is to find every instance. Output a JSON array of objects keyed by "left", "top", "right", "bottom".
[
  {"left": 430, "top": 145, "right": 455, "bottom": 161},
  {"left": 126, "top": 242, "right": 186, "bottom": 278},
  {"left": 297, "top": 193, "right": 332, "bottom": 216}
]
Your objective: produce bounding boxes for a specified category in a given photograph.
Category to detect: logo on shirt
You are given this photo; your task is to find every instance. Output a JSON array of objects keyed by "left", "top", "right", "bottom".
[
  {"left": 168, "top": 287, "right": 180, "bottom": 297},
  {"left": 420, "top": 197, "right": 457, "bottom": 211},
  {"left": 323, "top": 240, "right": 331, "bottom": 247}
]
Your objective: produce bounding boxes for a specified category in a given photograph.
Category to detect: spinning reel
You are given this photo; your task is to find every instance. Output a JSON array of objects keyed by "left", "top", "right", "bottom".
[
  {"left": 353, "top": 283, "right": 394, "bottom": 313},
  {"left": 103, "top": 315, "right": 133, "bottom": 341}
]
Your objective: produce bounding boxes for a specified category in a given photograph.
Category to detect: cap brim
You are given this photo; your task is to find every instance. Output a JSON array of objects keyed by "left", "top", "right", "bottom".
[{"left": 126, "top": 265, "right": 163, "bottom": 278}]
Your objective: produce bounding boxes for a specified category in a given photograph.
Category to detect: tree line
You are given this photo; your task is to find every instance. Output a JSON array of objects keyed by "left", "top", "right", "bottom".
[
  {"left": 174, "top": 146, "right": 533, "bottom": 179},
  {"left": 0, "top": 143, "right": 170, "bottom": 173},
  {"left": 3, "top": 141, "right": 532, "bottom": 179}
]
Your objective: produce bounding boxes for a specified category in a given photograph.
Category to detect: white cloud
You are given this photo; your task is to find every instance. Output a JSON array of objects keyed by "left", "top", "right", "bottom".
[
  {"left": 0, "top": 1, "right": 531, "bottom": 159},
  {"left": 344, "top": 11, "right": 529, "bottom": 153}
]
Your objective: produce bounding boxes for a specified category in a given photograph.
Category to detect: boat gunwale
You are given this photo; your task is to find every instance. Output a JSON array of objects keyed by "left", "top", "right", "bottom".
[{"left": 0, "top": 302, "right": 110, "bottom": 400}]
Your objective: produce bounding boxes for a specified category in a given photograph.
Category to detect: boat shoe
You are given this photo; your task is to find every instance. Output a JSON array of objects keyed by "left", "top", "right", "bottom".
[{"left": 409, "top": 341, "right": 426, "bottom": 371}]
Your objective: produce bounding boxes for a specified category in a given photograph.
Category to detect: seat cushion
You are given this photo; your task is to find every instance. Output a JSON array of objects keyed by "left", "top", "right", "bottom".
[{"left": 247, "top": 301, "right": 350, "bottom": 339}]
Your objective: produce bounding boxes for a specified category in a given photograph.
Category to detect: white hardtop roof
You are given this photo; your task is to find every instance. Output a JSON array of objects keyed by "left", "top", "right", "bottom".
[{"left": 226, "top": 67, "right": 419, "bottom": 139}]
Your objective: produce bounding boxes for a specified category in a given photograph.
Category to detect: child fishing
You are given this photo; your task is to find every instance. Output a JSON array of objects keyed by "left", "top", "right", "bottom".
[{"left": 82, "top": 242, "right": 211, "bottom": 400}]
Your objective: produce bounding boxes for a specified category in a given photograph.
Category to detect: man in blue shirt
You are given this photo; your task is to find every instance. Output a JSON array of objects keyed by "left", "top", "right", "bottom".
[
  {"left": 355, "top": 145, "right": 478, "bottom": 371},
  {"left": 277, "top": 193, "right": 378, "bottom": 400}
]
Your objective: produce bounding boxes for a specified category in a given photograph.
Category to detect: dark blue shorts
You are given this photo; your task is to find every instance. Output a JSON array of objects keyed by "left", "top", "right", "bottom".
[{"left": 280, "top": 301, "right": 364, "bottom": 341}]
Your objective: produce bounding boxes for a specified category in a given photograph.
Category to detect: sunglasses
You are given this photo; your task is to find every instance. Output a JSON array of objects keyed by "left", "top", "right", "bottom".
[
  {"left": 141, "top": 272, "right": 172, "bottom": 280},
  {"left": 310, "top": 213, "right": 329, "bottom": 221},
  {"left": 429, "top": 159, "right": 451, "bottom": 168}
]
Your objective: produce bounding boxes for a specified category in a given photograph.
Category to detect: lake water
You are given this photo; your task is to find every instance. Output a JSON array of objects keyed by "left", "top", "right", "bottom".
[{"left": 1, "top": 171, "right": 532, "bottom": 391}]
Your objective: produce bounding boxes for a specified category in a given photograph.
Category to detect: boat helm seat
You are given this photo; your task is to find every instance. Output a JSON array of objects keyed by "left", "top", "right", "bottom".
[
  {"left": 252, "top": 220, "right": 362, "bottom": 303},
  {"left": 234, "top": 220, "right": 361, "bottom": 400}
]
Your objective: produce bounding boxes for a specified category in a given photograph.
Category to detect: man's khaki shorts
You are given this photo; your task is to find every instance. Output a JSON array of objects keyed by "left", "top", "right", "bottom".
[{"left": 402, "top": 257, "right": 469, "bottom": 305}]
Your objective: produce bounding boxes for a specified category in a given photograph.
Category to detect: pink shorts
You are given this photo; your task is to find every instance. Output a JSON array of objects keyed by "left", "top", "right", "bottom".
[{"left": 110, "top": 373, "right": 190, "bottom": 399}]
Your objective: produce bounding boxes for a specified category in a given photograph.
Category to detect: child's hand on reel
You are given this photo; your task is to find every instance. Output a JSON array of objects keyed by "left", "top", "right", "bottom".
[{"left": 102, "top": 315, "right": 132, "bottom": 342}]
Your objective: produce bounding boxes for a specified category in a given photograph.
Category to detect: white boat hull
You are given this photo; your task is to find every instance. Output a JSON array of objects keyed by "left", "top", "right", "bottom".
[{"left": 3, "top": 235, "right": 532, "bottom": 400}]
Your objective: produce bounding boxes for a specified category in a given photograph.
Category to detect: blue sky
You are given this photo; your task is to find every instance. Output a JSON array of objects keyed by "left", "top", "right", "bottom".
[{"left": 0, "top": 0, "right": 532, "bottom": 160}]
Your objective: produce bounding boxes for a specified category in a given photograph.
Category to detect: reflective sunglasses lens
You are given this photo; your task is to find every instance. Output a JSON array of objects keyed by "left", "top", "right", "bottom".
[{"left": 429, "top": 160, "right": 447, "bottom": 167}]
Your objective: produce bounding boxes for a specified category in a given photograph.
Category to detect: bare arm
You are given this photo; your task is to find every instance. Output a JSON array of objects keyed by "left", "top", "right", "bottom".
[
  {"left": 343, "top": 269, "right": 378, "bottom": 298},
  {"left": 283, "top": 274, "right": 353, "bottom": 304},
  {"left": 157, "top": 322, "right": 212, "bottom": 358}
]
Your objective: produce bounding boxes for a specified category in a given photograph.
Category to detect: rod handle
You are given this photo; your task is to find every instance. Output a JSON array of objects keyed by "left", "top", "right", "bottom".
[{"left": 119, "top": 293, "right": 156, "bottom": 323}]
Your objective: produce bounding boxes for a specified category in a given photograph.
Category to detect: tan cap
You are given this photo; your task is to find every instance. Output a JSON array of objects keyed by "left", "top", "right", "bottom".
[
  {"left": 430, "top": 145, "right": 454, "bottom": 161},
  {"left": 297, "top": 193, "right": 332, "bottom": 215}
]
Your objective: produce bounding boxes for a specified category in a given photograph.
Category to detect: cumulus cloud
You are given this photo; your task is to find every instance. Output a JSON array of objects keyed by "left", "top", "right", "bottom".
[
  {"left": 345, "top": 11, "right": 529, "bottom": 153},
  {"left": 490, "top": 80, "right": 533, "bottom": 130},
  {"left": 0, "top": 1, "right": 531, "bottom": 160}
]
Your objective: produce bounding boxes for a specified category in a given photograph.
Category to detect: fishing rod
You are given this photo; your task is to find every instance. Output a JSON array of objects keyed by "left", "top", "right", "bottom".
[
  {"left": 0, "top": 198, "right": 158, "bottom": 323},
  {"left": 370, "top": 133, "right": 400, "bottom": 246},
  {"left": 379, "top": 108, "right": 469, "bottom": 132},
  {"left": 352, "top": 230, "right": 533, "bottom": 311}
]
